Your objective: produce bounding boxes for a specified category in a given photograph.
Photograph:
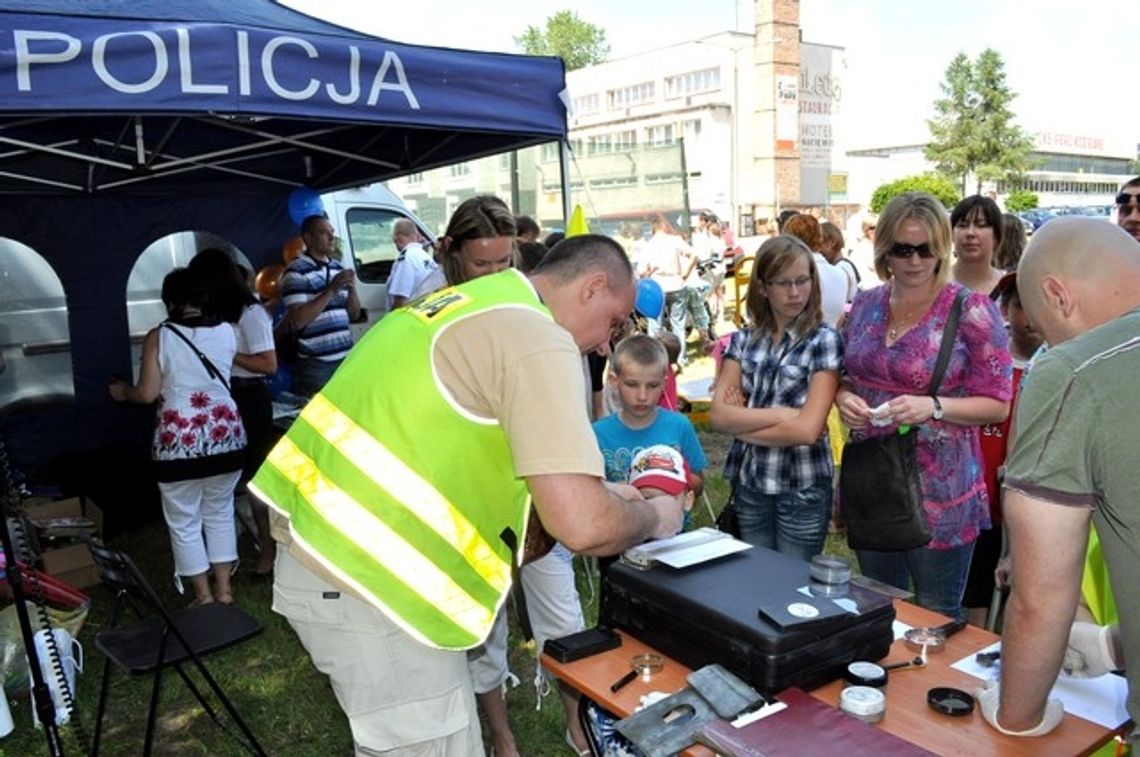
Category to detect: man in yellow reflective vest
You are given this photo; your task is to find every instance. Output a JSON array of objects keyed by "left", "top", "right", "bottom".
[{"left": 250, "top": 234, "right": 687, "bottom": 755}]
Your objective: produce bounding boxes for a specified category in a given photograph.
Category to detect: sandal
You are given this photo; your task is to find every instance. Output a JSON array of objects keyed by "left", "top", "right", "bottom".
[
  {"left": 215, "top": 590, "right": 235, "bottom": 606},
  {"left": 564, "top": 729, "right": 590, "bottom": 756}
]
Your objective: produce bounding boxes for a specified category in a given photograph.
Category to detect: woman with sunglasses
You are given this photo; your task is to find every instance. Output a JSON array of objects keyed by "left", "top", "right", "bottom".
[{"left": 835, "top": 191, "right": 1012, "bottom": 620}]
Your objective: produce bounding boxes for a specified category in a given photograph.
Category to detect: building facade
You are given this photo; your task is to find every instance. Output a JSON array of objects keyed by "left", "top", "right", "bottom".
[{"left": 390, "top": 0, "right": 854, "bottom": 236}]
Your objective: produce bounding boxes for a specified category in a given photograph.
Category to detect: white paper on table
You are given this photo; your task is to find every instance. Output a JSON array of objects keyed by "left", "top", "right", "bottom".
[
  {"left": 892, "top": 620, "right": 913, "bottom": 640},
  {"left": 795, "top": 585, "right": 859, "bottom": 614},
  {"left": 622, "top": 527, "right": 752, "bottom": 569},
  {"left": 951, "top": 641, "right": 1130, "bottom": 729}
]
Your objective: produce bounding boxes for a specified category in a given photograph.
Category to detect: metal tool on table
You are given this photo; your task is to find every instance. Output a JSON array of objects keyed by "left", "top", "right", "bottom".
[{"left": 903, "top": 618, "right": 967, "bottom": 655}]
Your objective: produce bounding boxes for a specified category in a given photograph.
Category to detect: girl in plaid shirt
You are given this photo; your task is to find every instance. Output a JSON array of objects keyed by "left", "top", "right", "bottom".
[{"left": 710, "top": 236, "right": 843, "bottom": 561}]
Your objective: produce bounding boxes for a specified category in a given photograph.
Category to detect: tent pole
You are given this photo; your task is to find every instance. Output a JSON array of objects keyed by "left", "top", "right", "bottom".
[{"left": 559, "top": 140, "right": 571, "bottom": 226}]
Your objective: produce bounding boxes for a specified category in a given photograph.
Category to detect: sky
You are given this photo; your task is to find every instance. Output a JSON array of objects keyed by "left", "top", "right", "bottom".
[{"left": 283, "top": 0, "right": 1135, "bottom": 155}]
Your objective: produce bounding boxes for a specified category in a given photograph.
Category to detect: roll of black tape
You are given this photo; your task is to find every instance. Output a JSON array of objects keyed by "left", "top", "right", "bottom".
[{"left": 844, "top": 661, "right": 888, "bottom": 688}]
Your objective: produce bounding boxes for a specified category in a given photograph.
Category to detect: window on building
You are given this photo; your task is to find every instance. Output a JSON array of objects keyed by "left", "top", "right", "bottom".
[
  {"left": 664, "top": 67, "right": 721, "bottom": 99},
  {"left": 681, "top": 120, "right": 701, "bottom": 146},
  {"left": 406, "top": 172, "right": 423, "bottom": 184},
  {"left": 645, "top": 124, "right": 675, "bottom": 147},
  {"left": 448, "top": 163, "right": 472, "bottom": 178},
  {"left": 645, "top": 172, "right": 684, "bottom": 185},
  {"left": 573, "top": 93, "right": 601, "bottom": 114},
  {"left": 607, "top": 81, "right": 655, "bottom": 109},
  {"left": 588, "top": 134, "right": 613, "bottom": 156}
]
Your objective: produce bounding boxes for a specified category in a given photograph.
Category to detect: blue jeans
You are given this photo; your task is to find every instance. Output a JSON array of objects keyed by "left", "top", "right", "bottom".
[
  {"left": 292, "top": 356, "right": 342, "bottom": 398},
  {"left": 649, "top": 288, "right": 706, "bottom": 366},
  {"left": 856, "top": 542, "right": 976, "bottom": 620},
  {"left": 735, "top": 482, "right": 832, "bottom": 562}
]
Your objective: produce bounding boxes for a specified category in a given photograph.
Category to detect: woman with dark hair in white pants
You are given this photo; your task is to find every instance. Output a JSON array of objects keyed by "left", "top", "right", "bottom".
[{"left": 110, "top": 266, "right": 247, "bottom": 605}]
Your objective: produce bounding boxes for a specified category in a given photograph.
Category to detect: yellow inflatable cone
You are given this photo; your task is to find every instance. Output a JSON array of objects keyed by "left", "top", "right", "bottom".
[{"left": 565, "top": 204, "right": 590, "bottom": 238}]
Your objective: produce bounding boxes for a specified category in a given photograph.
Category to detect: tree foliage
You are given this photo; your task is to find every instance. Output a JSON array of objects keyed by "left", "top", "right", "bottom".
[
  {"left": 925, "top": 49, "right": 1036, "bottom": 194},
  {"left": 870, "top": 174, "right": 961, "bottom": 214},
  {"left": 515, "top": 10, "right": 610, "bottom": 71},
  {"left": 1004, "top": 189, "right": 1039, "bottom": 212}
]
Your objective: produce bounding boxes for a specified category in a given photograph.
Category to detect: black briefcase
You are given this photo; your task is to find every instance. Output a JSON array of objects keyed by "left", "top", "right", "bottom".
[{"left": 600, "top": 546, "right": 896, "bottom": 695}]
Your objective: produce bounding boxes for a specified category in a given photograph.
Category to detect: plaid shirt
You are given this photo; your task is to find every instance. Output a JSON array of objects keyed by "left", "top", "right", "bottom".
[{"left": 723, "top": 324, "right": 843, "bottom": 494}]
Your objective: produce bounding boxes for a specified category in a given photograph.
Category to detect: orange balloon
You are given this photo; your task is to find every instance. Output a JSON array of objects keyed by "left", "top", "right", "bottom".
[
  {"left": 255, "top": 263, "right": 286, "bottom": 302},
  {"left": 282, "top": 236, "right": 304, "bottom": 264}
]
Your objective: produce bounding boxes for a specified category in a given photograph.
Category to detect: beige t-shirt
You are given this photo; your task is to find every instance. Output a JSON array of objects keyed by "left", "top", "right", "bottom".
[{"left": 272, "top": 302, "right": 602, "bottom": 594}]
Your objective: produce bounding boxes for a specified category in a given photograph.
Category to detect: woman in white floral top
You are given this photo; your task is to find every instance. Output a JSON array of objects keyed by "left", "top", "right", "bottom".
[{"left": 110, "top": 267, "right": 246, "bottom": 605}]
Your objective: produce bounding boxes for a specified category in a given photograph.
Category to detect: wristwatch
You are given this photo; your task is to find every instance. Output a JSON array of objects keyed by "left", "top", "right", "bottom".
[{"left": 931, "top": 396, "right": 944, "bottom": 421}]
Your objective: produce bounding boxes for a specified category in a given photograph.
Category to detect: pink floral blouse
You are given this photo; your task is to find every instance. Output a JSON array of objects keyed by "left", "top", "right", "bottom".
[{"left": 842, "top": 282, "right": 1012, "bottom": 548}]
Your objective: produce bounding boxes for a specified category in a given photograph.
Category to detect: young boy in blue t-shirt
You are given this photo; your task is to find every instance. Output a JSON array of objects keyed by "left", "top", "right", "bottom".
[{"left": 594, "top": 334, "right": 708, "bottom": 498}]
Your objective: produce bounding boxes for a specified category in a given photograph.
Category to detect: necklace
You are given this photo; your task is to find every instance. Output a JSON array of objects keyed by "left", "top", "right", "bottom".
[{"left": 887, "top": 286, "right": 939, "bottom": 342}]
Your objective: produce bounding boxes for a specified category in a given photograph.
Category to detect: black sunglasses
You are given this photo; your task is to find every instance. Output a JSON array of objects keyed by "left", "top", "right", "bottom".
[
  {"left": 1116, "top": 192, "right": 1140, "bottom": 208},
  {"left": 888, "top": 242, "right": 935, "bottom": 259}
]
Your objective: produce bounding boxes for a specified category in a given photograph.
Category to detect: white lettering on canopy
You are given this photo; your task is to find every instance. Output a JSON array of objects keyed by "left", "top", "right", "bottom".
[
  {"left": 326, "top": 46, "right": 359, "bottom": 105},
  {"left": 93, "top": 32, "right": 168, "bottom": 94},
  {"left": 11, "top": 26, "right": 421, "bottom": 110},
  {"left": 14, "top": 31, "right": 81, "bottom": 91},
  {"left": 177, "top": 28, "right": 227, "bottom": 95},
  {"left": 237, "top": 31, "right": 252, "bottom": 96},
  {"left": 262, "top": 36, "right": 319, "bottom": 101},
  {"left": 367, "top": 50, "right": 419, "bottom": 109}
]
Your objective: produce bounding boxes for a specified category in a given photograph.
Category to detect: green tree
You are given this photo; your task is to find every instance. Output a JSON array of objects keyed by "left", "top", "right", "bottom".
[
  {"left": 925, "top": 49, "right": 1036, "bottom": 195},
  {"left": 515, "top": 10, "right": 610, "bottom": 71},
  {"left": 1005, "top": 189, "right": 1039, "bottom": 212},
  {"left": 870, "top": 174, "right": 961, "bottom": 214}
]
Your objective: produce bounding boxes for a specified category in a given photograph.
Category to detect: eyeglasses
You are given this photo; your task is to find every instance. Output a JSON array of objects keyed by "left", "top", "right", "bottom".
[
  {"left": 888, "top": 242, "right": 935, "bottom": 259},
  {"left": 1116, "top": 192, "right": 1140, "bottom": 210},
  {"left": 767, "top": 275, "right": 813, "bottom": 291}
]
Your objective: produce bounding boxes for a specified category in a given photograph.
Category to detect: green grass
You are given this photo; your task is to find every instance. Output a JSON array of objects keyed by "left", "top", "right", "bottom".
[{"left": 1, "top": 428, "right": 855, "bottom": 756}]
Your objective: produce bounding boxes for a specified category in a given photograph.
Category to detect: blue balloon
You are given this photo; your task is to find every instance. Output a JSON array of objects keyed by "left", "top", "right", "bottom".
[
  {"left": 635, "top": 278, "right": 664, "bottom": 320},
  {"left": 288, "top": 187, "right": 325, "bottom": 227}
]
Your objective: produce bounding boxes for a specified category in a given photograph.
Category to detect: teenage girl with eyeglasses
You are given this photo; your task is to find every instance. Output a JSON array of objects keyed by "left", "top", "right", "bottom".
[
  {"left": 835, "top": 191, "right": 1012, "bottom": 620},
  {"left": 710, "top": 234, "right": 843, "bottom": 561}
]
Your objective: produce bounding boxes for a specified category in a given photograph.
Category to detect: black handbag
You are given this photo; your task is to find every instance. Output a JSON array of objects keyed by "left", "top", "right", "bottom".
[
  {"left": 839, "top": 289, "right": 967, "bottom": 551},
  {"left": 714, "top": 494, "right": 741, "bottom": 538}
]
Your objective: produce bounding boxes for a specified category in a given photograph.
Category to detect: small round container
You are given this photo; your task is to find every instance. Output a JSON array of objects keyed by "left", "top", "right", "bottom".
[
  {"left": 839, "top": 685, "right": 886, "bottom": 724},
  {"left": 844, "top": 661, "right": 888, "bottom": 689},
  {"left": 631, "top": 653, "right": 663, "bottom": 680},
  {"left": 810, "top": 554, "right": 851, "bottom": 585},
  {"left": 808, "top": 580, "right": 849, "bottom": 599},
  {"left": 927, "top": 687, "right": 975, "bottom": 717}
]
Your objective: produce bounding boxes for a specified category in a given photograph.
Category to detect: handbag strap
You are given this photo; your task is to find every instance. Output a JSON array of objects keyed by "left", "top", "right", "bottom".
[
  {"left": 927, "top": 288, "right": 968, "bottom": 396},
  {"left": 162, "top": 322, "right": 232, "bottom": 395}
]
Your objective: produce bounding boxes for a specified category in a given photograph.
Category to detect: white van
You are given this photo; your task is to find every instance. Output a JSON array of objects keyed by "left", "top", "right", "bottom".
[{"left": 0, "top": 184, "right": 431, "bottom": 410}]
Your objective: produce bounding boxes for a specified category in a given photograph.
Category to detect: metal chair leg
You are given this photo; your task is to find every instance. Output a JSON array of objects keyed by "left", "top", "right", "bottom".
[{"left": 91, "top": 653, "right": 115, "bottom": 757}]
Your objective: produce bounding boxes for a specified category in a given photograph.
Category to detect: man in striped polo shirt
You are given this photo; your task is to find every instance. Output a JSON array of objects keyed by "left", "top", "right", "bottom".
[{"left": 281, "top": 214, "right": 361, "bottom": 396}]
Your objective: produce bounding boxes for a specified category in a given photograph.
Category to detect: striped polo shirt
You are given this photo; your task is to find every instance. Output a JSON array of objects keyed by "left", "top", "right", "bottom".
[{"left": 281, "top": 253, "right": 353, "bottom": 362}]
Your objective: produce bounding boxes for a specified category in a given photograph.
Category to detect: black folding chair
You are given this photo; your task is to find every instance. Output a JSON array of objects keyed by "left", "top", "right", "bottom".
[{"left": 84, "top": 538, "right": 266, "bottom": 756}]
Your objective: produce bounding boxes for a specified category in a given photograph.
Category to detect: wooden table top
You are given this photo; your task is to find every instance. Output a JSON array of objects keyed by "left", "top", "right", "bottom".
[{"left": 542, "top": 599, "right": 1121, "bottom": 757}]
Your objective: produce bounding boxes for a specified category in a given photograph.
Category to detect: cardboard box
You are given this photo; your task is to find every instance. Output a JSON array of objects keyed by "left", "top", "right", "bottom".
[
  {"left": 23, "top": 497, "right": 105, "bottom": 590},
  {"left": 39, "top": 543, "right": 101, "bottom": 589},
  {"left": 24, "top": 497, "right": 105, "bottom": 537}
]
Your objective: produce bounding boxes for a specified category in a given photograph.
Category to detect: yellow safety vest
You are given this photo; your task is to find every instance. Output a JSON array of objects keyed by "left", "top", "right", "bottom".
[{"left": 251, "top": 270, "right": 547, "bottom": 650}]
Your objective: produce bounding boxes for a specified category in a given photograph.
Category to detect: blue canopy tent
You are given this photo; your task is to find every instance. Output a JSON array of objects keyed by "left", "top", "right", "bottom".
[{"left": 0, "top": 0, "right": 567, "bottom": 490}]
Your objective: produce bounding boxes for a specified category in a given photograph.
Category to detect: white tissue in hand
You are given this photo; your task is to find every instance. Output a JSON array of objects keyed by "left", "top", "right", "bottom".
[{"left": 869, "top": 401, "right": 894, "bottom": 427}]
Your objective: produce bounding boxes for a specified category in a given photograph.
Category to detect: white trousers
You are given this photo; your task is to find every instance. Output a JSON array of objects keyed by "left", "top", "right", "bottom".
[
  {"left": 467, "top": 543, "right": 585, "bottom": 694},
  {"left": 157, "top": 470, "right": 240, "bottom": 577}
]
